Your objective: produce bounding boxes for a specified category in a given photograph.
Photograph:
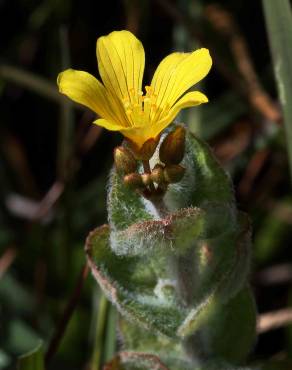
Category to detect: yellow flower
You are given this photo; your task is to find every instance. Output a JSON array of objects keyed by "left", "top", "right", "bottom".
[{"left": 57, "top": 30, "right": 212, "bottom": 150}]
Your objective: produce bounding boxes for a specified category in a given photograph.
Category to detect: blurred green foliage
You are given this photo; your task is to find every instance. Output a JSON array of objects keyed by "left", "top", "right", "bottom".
[{"left": 17, "top": 343, "right": 45, "bottom": 370}]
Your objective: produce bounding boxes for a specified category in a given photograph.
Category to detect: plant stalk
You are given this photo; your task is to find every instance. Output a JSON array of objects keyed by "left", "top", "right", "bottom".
[
  {"left": 148, "top": 195, "right": 201, "bottom": 363},
  {"left": 104, "top": 305, "right": 117, "bottom": 362},
  {"left": 90, "top": 293, "right": 109, "bottom": 370},
  {"left": 57, "top": 26, "right": 74, "bottom": 181},
  {"left": 262, "top": 0, "right": 292, "bottom": 182}
]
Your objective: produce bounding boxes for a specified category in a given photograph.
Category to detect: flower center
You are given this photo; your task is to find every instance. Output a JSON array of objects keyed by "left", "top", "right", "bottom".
[{"left": 122, "top": 86, "right": 162, "bottom": 127}]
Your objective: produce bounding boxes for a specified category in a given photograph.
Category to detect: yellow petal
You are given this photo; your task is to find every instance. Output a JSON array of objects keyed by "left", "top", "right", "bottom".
[
  {"left": 153, "top": 91, "right": 208, "bottom": 137},
  {"left": 120, "top": 91, "right": 207, "bottom": 148},
  {"left": 93, "top": 118, "right": 124, "bottom": 131},
  {"left": 57, "top": 69, "right": 121, "bottom": 124},
  {"left": 120, "top": 126, "right": 152, "bottom": 148},
  {"left": 96, "top": 30, "right": 145, "bottom": 103},
  {"left": 150, "top": 53, "right": 188, "bottom": 109},
  {"left": 151, "top": 48, "right": 212, "bottom": 110}
]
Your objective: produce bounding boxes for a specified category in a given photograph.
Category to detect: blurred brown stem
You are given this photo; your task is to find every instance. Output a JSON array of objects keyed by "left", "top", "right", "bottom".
[
  {"left": 32, "top": 181, "right": 65, "bottom": 220},
  {"left": 155, "top": 0, "right": 281, "bottom": 124},
  {"left": 155, "top": 0, "right": 244, "bottom": 88},
  {"left": 257, "top": 264, "right": 292, "bottom": 286},
  {"left": 258, "top": 308, "right": 292, "bottom": 333},
  {"left": 0, "top": 247, "right": 17, "bottom": 279},
  {"left": 45, "top": 263, "right": 89, "bottom": 364},
  {"left": 123, "top": 0, "right": 141, "bottom": 34},
  {"left": 0, "top": 64, "right": 62, "bottom": 103},
  {"left": 205, "top": 4, "right": 281, "bottom": 124},
  {"left": 238, "top": 148, "right": 270, "bottom": 199},
  {"left": 57, "top": 26, "right": 74, "bottom": 181}
]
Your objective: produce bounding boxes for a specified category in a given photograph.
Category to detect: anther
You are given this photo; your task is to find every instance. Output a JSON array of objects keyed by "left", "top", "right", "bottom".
[{"left": 145, "top": 86, "right": 152, "bottom": 95}]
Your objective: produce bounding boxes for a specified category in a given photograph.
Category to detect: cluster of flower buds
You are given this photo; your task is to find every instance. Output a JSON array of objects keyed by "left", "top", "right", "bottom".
[{"left": 114, "top": 126, "right": 186, "bottom": 197}]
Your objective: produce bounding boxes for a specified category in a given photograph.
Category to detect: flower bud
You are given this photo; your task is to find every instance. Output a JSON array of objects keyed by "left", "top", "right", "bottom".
[
  {"left": 123, "top": 173, "right": 143, "bottom": 188},
  {"left": 151, "top": 164, "right": 164, "bottom": 184},
  {"left": 114, "top": 146, "right": 137, "bottom": 175},
  {"left": 159, "top": 126, "right": 186, "bottom": 165},
  {"left": 127, "top": 137, "right": 159, "bottom": 161},
  {"left": 141, "top": 173, "right": 152, "bottom": 186},
  {"left": 164, "top": 164, "right": 185, "bottom": 183}
]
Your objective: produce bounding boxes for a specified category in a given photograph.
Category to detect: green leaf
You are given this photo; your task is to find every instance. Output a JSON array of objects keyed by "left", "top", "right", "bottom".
[
  {"left": 262, "top": 0, "right": 292, "bottom": 181},
  {"left": 8, "top": 320, "right": 41, "bottom": 354},
  {"left": 86, "top": 209, "right": 252, "bottom": 346},
  {"left": 204, "top": 286, "right": 257, "bottom": 363},
  {"left": 119, "top": 317, "right": 183, "bottom": 358},
  {"left": 0, "top": 350, "right": 11, "bottom": 369},
  {"left": 104, "top": 350, "right": 259, "bottom": 370},
  {"left": 0, "top": 274, "right": 34, "bottom": 314},
  {"left": 108, "top": 167, "right": 153, "bottom": 232},
  {"left": 118, "top": 352, "right": 171, "bottom": 370},
  {"left": 86, "top": 225, "right": 187, "bottom": 337},
  {"left": 110, "top": 201, "right": 237, "bottom": 267},
  {"left": 17, "top": 342, "right": 45, "bottom": 370}
]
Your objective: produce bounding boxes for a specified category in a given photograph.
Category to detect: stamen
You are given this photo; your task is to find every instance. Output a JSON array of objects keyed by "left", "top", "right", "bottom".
[
  {"left": 145, "top": 85, "right": 152, "bottom": 95},
  {"left": 122, "top": 86, "right": 160, "bottom": 127},
  {"left": 124, "top": 101, "right": 131, "bottom": 109},
  {"left": 143, "top": 97, "right": 151, "bottom": 118}
]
